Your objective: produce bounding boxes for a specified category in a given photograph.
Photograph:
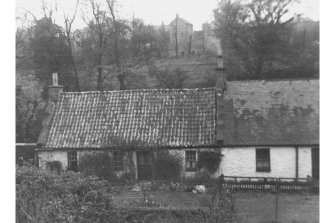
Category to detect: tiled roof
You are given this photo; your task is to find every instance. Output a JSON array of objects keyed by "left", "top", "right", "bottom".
[
  {"left": 43, "top": 88, "right": 216, "bottom": 149},
  {"left": 222, "top": 79, "right": 319, "bottom": 146}
]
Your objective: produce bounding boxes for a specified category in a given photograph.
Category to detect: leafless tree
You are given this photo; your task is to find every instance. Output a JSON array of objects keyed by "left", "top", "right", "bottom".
[
  {"left": 214, "top": 0, "right": 298, "bottom": 78},
  {"left": 63, "top": 0, "right": 81, "bottom": 91}
]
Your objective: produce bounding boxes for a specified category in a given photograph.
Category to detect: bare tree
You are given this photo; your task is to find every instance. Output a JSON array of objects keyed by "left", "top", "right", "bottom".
[
  {"left": 82, "top": 0, "right": 110, "bottom": 91},
  {"left": 63, "top": 0, "right": 81, "bottom": 91},
  {"left": 214, "top": 0, "right": 298, "bottom": 78}
]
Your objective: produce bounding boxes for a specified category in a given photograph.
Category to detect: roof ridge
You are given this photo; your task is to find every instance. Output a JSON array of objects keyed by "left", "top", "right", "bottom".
[
  {"left": 229, "top": 78, "right": 319, "bottom": 83},
  {"left": 62, "top": 87, "right": 216, "bottom": 94}
]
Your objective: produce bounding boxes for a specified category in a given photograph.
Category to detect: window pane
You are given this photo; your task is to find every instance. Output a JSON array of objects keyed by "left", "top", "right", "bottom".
[{"left": 256, "top": 148, "right": 270, "bottom": 171}]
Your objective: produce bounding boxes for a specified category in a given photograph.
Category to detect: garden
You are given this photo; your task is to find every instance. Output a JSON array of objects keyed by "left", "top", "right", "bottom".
[{"left": 16, "top": 151, "right": 318, "bottom": 223}]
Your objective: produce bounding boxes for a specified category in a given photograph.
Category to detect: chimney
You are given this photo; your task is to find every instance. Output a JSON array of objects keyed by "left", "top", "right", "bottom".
[
  {"left": 215, "top": 54, "right": 226, "bottom": 146},
  {"left": 215, "top": 55, "right": 227, "bottom": 90},
  {"left": 37, "top": 73, "right": 64, "bottom": 146},
  {"left": 48, "top": 73, "right": 63, "bottom": 102}
]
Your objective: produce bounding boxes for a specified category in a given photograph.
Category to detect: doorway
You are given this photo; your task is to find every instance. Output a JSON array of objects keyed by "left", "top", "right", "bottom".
[{"left": 137, "top": 151, "right": 152, "bottom": 180}]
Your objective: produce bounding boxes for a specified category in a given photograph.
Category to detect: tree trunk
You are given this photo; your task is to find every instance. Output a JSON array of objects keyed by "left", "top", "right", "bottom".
[
  {"left": 97, "top": 66, "right": 103, "bottom": 91},
  {"left": 66, "top": 37, "right": 80, "bottom": 91}
]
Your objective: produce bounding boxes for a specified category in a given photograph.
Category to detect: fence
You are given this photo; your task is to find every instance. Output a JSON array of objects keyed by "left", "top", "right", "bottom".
[{"left": 220, "top": 175, "right": 319, "bottom": 193}]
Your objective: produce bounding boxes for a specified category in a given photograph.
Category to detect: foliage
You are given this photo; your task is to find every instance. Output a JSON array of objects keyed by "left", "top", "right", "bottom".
[
  {"left": 210, "top": 186, "right": 237, "bottom": 223},
  {"left": 197, "top": 151, "right": 222, "bottom": 174},
  {"left": 153, "top": 151, "right": 183, "bottom": 180},
  {"left": 213, "top": 0, "right": 312, "bottom": 79},
  {"left": 16, "top": 72, "right": 45, "bottom": 142},
  {"left": 46, "top": 161, "right": 62, "bottom": 174},
  {"left": 78, "top": 152, "right": 117, "bottom": 182},
  {"left": 16, "top": 165, "right": 121, "bottom": 223},
  {"left": 149, "top": 64, "right": 189, "bottom": 89},
  {"left": 30, "top": 17, "right": 75, "bottom": 90},
  {"left": 183, "top": 171, "right": 218, "bottom": 190}
]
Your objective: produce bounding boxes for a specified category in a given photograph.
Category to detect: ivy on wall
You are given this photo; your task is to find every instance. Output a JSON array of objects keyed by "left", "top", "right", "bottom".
[{"left": 197, "top": 151, "right": 221, "bottom": 174}]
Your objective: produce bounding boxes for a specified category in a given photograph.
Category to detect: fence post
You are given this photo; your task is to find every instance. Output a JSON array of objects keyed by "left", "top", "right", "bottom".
[{"left": 275, "top": 178, "right": 279, "bottom": 222}]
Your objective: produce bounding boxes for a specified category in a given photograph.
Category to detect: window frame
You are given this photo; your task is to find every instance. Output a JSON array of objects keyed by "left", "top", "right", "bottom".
[
  {"left": 112, "top": 151, "right": 124, "bottom": 171},
  {"left": 185, "top": 150, "right": 197, "bottom": 172},
  {"left": 67, "top": 150, "right": 78, "bottom": 171},
  {"left": 255, "top": 148, "right": 271, "bottom": 172}
]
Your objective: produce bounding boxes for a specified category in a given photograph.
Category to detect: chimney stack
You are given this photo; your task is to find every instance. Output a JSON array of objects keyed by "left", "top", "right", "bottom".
[
  {"left": 215, "top": 54, "right": 226, "bottom": 146},
  {"left": 215, "top": 55, "right": 227, "bottom": 91},
  {"left": 48, "top": 73, "right": 63, "bottom": 102}
]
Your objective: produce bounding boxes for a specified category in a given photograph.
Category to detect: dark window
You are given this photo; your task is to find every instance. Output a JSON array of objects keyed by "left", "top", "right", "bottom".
[
  {"left": 186, "top": 151, "right": 197, "bottom": 172},
  {"left": 113, "top": 151, "right": 124, "bottom": 171},
  {"left": 68, "top": 151, "right": 78, "bottom": 171},
  {"left": 256, "top": 148, "right": 270, "bottom": 172}
]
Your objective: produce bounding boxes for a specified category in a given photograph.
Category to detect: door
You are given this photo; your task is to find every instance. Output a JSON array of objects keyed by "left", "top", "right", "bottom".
[
  {"left": 311, "top": 148, "right": 319, "bottom": 180},
  {"left": 137, "top": 151, "right": 152, "bottom": 180}
]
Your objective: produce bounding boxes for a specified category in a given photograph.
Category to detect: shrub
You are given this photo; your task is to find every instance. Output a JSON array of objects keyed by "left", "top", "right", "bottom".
[
  {"left": 78, "top": 152, "right": 117, "bottom": 182},
  {"left": 16, "top": 165, "right": 121, "bottom": 223},
  {"left": 46, "top": 161, "right": 62, "bottom": 174},
  {"left": 183, "top": 171, "right": 217, "bottom": 190},
  {"left": 154, "top": 151, "right": 183, "bottom": 180},
  {"left": 210, "top": 187, "right": 237, "bottom": 223},
  {"left": 197, "top": 151, "right": 221, "bottom": 174}
]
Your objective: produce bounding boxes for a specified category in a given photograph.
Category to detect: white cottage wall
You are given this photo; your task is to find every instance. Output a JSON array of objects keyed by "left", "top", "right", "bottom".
[
  {"left": 38, "top": 151, "right": 68, "bottom": 170},
  {"left": 220, "top": 147, "right": 313, "bottom": 180},
  {"left": 298, "top": 147, "right": 312, "bottom": 178}
]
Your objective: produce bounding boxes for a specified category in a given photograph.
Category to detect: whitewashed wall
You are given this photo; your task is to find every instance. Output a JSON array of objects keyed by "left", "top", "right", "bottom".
[
  {"left": 220, "top": 147, "right": 312, "bottom": 179},
  {"left": 38, "top": 151, "right": 68, "bottom": 170},
  {"left": 298, "top": 147, "right": 312, "bottom": 178},
  {"left": 38, "top": 147, "right": 313, "bottom": 179}
]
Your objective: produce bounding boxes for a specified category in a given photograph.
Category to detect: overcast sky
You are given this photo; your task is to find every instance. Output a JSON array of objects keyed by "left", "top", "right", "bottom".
[{"left": 16, "top": 0, "right": 319, "bottom": 31}]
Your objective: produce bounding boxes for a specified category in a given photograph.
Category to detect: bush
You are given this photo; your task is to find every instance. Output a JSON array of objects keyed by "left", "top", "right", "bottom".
[
  {"left": 46, "top": 161, "right": 62, "bottom": 174},
  {"left": 16, "top": 165, "right": 121, "bottom": 223},
  {"left": 78, "top": 152, "right": 117, "bottom": 182},
  {"left": 183, "top": 171, "right": 217, "bottom": 190},
  {"left": 153, "top": 151, "right": 183, "bottom": 180},
  {"left": 197, "top": 151, "right": 221, "bottom": 174}
]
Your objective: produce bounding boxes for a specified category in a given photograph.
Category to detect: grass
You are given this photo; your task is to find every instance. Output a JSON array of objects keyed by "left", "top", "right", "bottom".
[
  {"left": 113, "top": 189, "right": 319, "bottom": 223},
  {"left": 235, "top": 191, "right": 319, "bottom": 223}
]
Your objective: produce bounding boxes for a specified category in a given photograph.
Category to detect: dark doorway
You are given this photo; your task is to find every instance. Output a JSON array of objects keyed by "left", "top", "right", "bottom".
[
  {"left": 137, "top": 151, "right": 152, "bottom": 180},
  {"left": 311, "top": 148, "right": 319, "bottom": 180}
]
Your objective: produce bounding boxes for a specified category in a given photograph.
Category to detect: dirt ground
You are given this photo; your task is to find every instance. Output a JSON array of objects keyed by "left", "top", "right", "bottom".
[{"left": 234, "top": 191, "right": 319, "bottom": 223}]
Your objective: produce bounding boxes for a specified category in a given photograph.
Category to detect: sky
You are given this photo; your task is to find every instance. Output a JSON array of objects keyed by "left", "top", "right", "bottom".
[{"left": 16, "top": 0, "right": 319, "bottom": 31}]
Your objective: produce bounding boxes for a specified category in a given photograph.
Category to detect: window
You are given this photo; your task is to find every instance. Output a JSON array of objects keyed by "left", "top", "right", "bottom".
[
  {"left": 256, "top": 148, "right": 270, "bottom": 172},
  {"left": 185, "top": 151, "right": 197, "bottom": 172},
  {"left": 113, "top": 151, "right": 124, "bottom": 171},
  {"left": 68, "top": 151, "right": 78, "bottom": 171}
]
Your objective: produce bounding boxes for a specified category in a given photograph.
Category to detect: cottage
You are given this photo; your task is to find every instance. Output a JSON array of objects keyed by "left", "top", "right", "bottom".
[
  {"left": 36, "top": 72, "right": 319, "bottom": 181},
  {"left": 36, "top": 73, "right": 223, "bottom": 179},
  {"left": 220, "top": 79, "right": 319, "bottom": 180}
]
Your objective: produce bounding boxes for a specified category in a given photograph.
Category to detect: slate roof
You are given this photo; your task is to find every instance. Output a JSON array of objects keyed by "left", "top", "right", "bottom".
[
  {"left": 222, "top": 79, "right": 319, "bottom": 146},
  {"left": 43, "top": 88, "right": 216, "bottom": 149}
]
